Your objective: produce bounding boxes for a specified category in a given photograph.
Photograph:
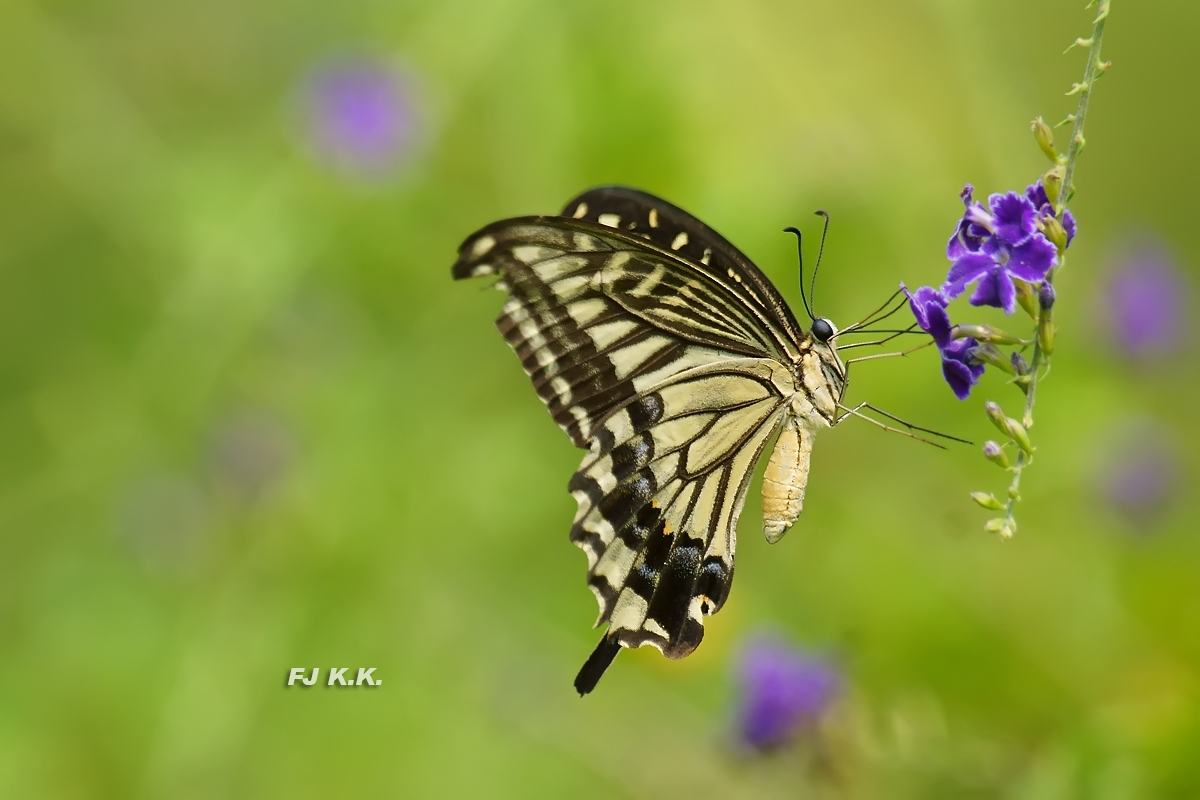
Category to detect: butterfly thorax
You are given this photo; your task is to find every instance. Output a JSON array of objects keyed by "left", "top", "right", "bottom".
[{"left": 792, "top": 335, "right": 846, "bottom": 427}]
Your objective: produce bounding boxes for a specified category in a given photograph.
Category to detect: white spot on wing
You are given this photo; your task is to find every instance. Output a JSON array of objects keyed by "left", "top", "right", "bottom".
[
  {"left": 671, "top": 232, "right": 689, "bottom": 250},
  {"left": 471, "top": 235, "right": 496, "bottom": 258},
  {"left": 648, "top": 208, "right": 659, "bottom": 228},
  {"left": 512, "top": 244, "right": 558, "bottom": 265},
  {"left": 550, "top": 375, "right": 572, "bottom": 403},
  {"left": 573, "top": 202, "right": 589, "bottom": 218},
  {"left": 598, "top": 213, "right": 622, "bottom": 229},
  {"left": 641, "top": 618, "right": 669, "bottom": 638}
]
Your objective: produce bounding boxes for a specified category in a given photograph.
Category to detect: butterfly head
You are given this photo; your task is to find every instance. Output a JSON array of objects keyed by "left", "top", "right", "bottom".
[
  {"left": 810, "top": 317, "right": 835, "bottom": 344},
  {"left": 801, "top": 316, "right": 847, "bottom": 418}
]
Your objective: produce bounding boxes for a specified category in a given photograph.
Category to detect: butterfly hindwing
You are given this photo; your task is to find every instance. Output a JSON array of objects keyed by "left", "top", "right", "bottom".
[{"left": 568, "top": 360, "right": 793, "bottom": 672}]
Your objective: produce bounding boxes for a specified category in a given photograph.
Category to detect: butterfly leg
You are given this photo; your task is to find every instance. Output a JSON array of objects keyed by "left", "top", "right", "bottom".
[{"left": 834, "top": 402, "right": 949, "bottom": 449}]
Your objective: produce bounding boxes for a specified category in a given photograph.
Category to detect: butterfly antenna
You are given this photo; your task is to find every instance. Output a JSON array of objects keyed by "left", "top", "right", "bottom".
[
  {"left": 783, "top": 226, "right": 815, "bottom": 321},
  {"left": 811, "top": 210, "right": 830, "bottom": 316}
]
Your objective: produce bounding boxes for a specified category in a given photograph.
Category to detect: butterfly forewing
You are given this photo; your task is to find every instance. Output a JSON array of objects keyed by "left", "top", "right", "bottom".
[
  {"left": 452, "top": 188, "right": 835, "bottom": 694},
  {"left": 454, "top": 217, "right": 793, "bottom": 443},
  {"left": 561, "top": 186, "right": 808, "bottom": 359}
]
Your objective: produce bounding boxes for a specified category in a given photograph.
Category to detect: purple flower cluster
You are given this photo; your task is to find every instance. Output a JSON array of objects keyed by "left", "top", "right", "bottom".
[
  {"left": 945, "top": 184, "right": 1074, "bottom": 313},
  {"left": 904, "top": 181, "right": 1076, "bottom": 398},
  {"left": 735, "top": 637, "right": 841, "bottom": 751},
  {"left": 302, "top": 55, "right": 419, "bottom": 179}
]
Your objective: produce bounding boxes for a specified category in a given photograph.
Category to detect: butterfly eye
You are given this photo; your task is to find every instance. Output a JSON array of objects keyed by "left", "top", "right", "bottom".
[{"left": 811, "top": 318, "right": 835, "bottom": 343}]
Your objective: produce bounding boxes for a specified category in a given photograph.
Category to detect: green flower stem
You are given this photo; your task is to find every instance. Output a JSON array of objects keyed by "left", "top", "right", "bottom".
[
  {"left": 1057, "top": 0, "right": 1111, "bottom": 219},
  {"left": 999, "top": 1, "right": 1109, "bottom": 534}
]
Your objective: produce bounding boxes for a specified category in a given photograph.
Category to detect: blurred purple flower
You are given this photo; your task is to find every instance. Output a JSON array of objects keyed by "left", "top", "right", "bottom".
[
  {"left": 1103, "top": 238, "right": 1188, "bottom": 361},
  {"left": 1102, "top": 419, "right": 1178, "bottom": 525},
  {"left": 736, "top": 637, "right": 841, "bottom": 751},
  {"left": 205, "top": 409, "right": 295, "bottom": 504},
  {"left": 303, "top": 55, "right": 419, "bottom": 177}
]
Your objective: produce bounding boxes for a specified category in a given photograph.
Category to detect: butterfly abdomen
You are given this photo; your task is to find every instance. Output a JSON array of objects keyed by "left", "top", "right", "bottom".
[{"left": 761, "top": 414, "right": 813, "bottom": 543}]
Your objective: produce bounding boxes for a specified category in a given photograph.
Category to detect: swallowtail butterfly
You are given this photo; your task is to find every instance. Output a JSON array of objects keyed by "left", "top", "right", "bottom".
[{"left": 452, "top": 187, "right": 849, "bottom": 695}]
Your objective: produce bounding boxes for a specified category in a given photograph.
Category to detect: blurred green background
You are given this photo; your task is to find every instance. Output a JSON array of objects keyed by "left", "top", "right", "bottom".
[{"left": 2, "top": 0, "right": 1197, "bottom": 797}]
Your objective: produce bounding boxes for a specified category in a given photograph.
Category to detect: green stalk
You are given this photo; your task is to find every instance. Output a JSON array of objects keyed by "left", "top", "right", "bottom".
[
  {"left": 999, "top": 1, "right": 1110, "bottom": 535},
  {"left": 1057, "top": 0, "right": 1111, "bottom": 219}
]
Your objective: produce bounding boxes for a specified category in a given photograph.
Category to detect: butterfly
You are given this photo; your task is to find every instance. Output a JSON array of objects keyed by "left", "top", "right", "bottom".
[{"left": 453, "top": 186, "right": 869, "bottom": 695}]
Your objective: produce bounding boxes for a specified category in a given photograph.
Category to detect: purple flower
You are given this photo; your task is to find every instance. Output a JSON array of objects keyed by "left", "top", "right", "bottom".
[
  {"left": 302, "top": 56, "right": 419, "bottom": 177},
  {"left": 736, "top": 637, "right": 841, "bottom": 751},
  {"left": 941, "top": 338, "right": 985, "bottom": 400},
  {"left": 902, "top": 284, "right": 984, "bottom": 399},
  {"left": 902, "top": 283, "right": 952, "bottom": 348},
  {"left": 943, "top": 184, "right": 1060, "bottom": 314},
  {"left": 1103, "top": 238, "right": 1188, "bottom": 361}
]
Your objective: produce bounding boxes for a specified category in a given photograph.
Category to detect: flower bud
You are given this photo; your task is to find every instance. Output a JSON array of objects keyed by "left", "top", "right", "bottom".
[
  {"left": 1014, "top": 280, "right": 1038, "bottom": 319},
  {"left": 953, "top": 324, "right": 1024, "bottom": 345},
  {"left": 1042, "top": 167, "right": 1064, "bottom": 207},
  {"left": 985, "top": 517, "right": 1016, "bottom": 538},
  {"left": 1038, "top": 316, "right": 1055, "bottom": 357},
  {"left": 970, "top": 342, "right": 1013, "bottom": 374},
  {"left": 983, "top": 517, "right": 1014, "bottom": 538},
  {"left": 985, "top": 401, "right": 1007, "bottom": 431},
  {"left": 983, "top": 440, "right": 1010, "bottom": 468},
  {"left": 1010, "top": 353, "right": 1032, "bottom": 394},
  {"left": 971, "top": 491, "right": 1005, "bottom": 511},
  {"left": 1038, "top": 282, "right": 1056, "bottom": 311},
  {"left": 985, "top": 401, "right": 1034, "bottom": 455},
  {"left": 1032, "top": 116, "right": 1058, "bottom": 162},
  {"left": 1041, "top": 215, "right": 1068, "bottom": 252},
  {"left": 1006, "top": 418, "right": 1034, "bottom": 456}
]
